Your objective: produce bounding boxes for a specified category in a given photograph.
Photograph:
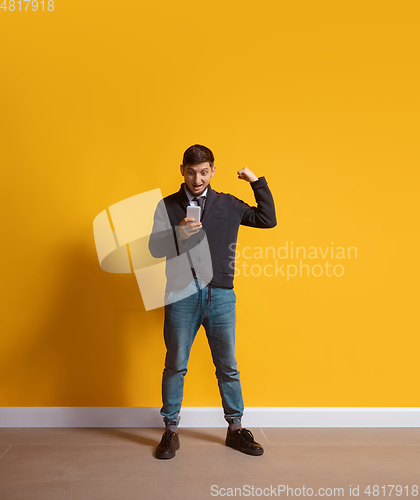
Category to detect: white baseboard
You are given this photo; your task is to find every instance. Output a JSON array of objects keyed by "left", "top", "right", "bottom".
[{"left": 0, "top": 407, "right": 419, "bottom": 427}]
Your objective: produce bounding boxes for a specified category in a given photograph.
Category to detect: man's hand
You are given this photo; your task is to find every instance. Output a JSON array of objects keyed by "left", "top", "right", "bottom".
[
  {"left": 237, "top": 167, "right": 258, "bottom": 183},
  {"left": 179, "top": 217, "right": 202, "bottom": 241}
]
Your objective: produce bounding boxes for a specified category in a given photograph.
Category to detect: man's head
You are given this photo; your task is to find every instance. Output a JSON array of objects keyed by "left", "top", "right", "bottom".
[{"left": 180, "top": 144, "right": 216, "bottom": 197}]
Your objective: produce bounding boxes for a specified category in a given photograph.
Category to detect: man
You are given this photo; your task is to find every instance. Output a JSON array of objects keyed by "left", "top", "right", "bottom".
[{"left": 148, "top": 144, "right": 276, "bottom": 459}]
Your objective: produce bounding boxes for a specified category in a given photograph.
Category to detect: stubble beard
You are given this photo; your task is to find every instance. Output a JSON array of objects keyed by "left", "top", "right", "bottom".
[{"left": 186, "top": 182, "right": 208, "bottom": 198}]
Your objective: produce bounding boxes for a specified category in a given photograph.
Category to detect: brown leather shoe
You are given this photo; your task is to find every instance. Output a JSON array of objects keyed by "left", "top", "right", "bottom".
[
  {"left": 155, "top": 429, "right": 180, "bottom": 459},
  {"left": 226, "top": 428, "right": 264, "bottom": 456}
]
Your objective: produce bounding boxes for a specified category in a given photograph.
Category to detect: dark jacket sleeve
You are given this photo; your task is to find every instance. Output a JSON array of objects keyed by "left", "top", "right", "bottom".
[
  {"left": 148, "top": 199, "right": 179, "bottom": 258},
  {"left": 231, "top": 176, "right": 277, "bottom": 228},
  {"left": 148, "top": 199, "right": 196, "bottom": 258}
]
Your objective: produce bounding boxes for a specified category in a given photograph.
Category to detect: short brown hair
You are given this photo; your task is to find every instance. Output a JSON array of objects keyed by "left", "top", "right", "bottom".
[{"left": 181, "top": 144, "right": 214, "bottom": 168}]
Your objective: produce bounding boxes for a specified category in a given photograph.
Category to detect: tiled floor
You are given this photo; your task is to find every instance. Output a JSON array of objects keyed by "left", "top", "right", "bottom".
[{"left": 0, "top": 427, "right": 419, "bottom": 499}]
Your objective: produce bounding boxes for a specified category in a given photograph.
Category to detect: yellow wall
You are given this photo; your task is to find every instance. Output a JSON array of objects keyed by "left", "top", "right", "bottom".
[{"left": 1, "top": 1, "right": 419, "bottom": 407}]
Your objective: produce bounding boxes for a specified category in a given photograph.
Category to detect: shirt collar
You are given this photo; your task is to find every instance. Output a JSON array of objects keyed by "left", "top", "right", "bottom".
[{"left": 183, "top": 184, "right": 208, "bottom": 202}]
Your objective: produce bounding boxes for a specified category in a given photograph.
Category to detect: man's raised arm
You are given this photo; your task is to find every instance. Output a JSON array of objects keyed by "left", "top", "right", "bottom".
[{"left": 231, "top": 167, "right": 277, "bottom": 228}]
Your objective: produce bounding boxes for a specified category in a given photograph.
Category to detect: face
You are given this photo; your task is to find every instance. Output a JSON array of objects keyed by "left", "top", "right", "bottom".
[{"left": 180, "top": 161, "right": 216, "bottom": 197}]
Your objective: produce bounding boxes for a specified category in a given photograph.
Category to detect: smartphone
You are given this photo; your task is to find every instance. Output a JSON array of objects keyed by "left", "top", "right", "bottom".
[{"left": 186, "top": 205, "right": 201, "bottom": 224}]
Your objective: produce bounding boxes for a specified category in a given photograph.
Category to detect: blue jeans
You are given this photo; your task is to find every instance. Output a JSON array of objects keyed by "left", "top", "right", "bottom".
[{"left": 161, "top": 275, "right": 244, "bottom": 426}]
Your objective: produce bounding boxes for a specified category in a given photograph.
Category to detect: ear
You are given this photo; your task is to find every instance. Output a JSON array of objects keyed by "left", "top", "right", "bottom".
[
  {"left": 211, "top": 165, "right": 216, "bottom": 177},
  {"left": 180, "top": 164, "right": 184, "bottom": 176}
]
